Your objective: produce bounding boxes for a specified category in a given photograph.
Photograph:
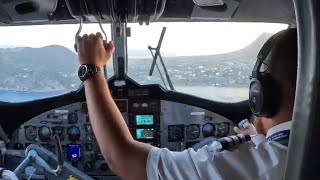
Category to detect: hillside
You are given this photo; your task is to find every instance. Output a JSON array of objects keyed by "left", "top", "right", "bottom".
[
  {"left": 0, "top": 32, "right": 272, "bottom": 91},
  {"left": 0, "top": 45, "right": 79, "bottom": 91},
  {"left": 128, "top": 33, "right": 273, "bottom": 87}
]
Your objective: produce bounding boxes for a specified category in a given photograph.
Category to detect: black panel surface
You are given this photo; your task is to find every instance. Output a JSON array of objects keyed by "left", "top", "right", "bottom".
[{"left": 0, "top": 90, "right": 85, "bottom": 135}]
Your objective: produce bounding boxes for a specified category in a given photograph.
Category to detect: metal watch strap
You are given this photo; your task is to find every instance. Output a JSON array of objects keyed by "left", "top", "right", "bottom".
[{"left": 78, "top": 64, "right": 101, "bottom": 81}]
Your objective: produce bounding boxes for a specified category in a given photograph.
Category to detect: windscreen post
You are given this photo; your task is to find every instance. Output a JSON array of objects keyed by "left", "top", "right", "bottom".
[{"left": 111, "top": 22, "right": 128, "bottom": 81}]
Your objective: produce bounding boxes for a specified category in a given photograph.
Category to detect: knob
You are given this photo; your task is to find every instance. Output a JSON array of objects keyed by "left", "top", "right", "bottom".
[
  {"left": 85, "top": 124, "right": 93, "bottom": 134},
  {"left": 85, "top": 143, "right": 94, "bottom": 151},
  {"left": 84, "top": 162, "right": 94, "bottom": 171},
  {"left": 95, "top": 151, "right": 104, "bottom": 160},
  {"left": 100, "top": 163, "right": 109, "bottom": 171},
  {"left": 86, "top": 135, "right": 93, "bottom": 142}
]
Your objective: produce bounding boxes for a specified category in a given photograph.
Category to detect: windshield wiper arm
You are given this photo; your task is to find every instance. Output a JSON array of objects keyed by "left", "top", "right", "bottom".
[
  {"left": 149, "top": 27, "right": 166, "bottom": 76},
  {"left": 149, "top": 49, "right": 169, "bottom": 89},
  {"left": 148, "top": 27, "right": 175, "bottom": 91}
]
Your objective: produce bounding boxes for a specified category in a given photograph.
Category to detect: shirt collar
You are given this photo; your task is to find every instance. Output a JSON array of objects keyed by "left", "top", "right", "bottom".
[{"left": 266, "top": 121, "right": 292, "bottom": 139}]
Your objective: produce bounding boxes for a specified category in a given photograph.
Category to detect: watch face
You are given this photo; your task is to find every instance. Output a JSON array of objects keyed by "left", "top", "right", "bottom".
[{"left": 78, "top": 65, "right": 88, "bottom": 78}]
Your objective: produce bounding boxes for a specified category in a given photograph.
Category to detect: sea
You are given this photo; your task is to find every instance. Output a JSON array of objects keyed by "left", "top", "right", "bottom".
[{"left": 0, "top": 90, "right": 68, "bottom": 103}]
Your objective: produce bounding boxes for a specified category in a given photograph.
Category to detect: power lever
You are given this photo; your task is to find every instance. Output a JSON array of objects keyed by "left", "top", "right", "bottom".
[{"left": 74, "top": 13, "right": 108, "bottom": 52}]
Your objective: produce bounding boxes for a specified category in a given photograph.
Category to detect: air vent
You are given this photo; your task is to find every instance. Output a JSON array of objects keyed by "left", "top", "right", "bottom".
[{"left": 15, "top": 2, "right": 39, "bottom": 15}]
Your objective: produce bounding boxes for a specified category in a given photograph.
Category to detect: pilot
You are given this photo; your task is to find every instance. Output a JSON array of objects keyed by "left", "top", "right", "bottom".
[{"left": 76, "top": 28, "right": 297, "bottom": 180}]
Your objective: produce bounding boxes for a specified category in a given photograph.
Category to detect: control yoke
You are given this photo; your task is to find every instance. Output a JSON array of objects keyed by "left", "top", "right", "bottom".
[{"left": 14, "top": 135, "right": 63, "bottom": 177}]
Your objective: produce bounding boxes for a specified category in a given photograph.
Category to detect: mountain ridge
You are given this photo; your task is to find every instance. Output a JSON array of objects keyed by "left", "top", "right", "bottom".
[{"left": 0, "top": 32, "right": 273, "bottom": 91}]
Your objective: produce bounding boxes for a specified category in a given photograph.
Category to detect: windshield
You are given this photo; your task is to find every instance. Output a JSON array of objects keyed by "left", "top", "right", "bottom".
[
  {"left": 127, "top": 22, "right": 288, "bottom": 102},
  {"left": 0, "top": 24, "right": 112, "bottom": 102}
]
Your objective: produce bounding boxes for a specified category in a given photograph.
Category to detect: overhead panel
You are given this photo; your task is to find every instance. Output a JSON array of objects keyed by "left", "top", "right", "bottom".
[
  {"left": 0, "top": 0, "right": 295, "bottom": 25},
  {"left": 161, "top": 0, "right": 195, "bottom": 19},
  {"left": 191, "top": 0, "right": 240, "bottom": 20},
  {"left": 1, "top": 0, "right": 58, "bottom": 23},
  {"left": 0, "top": 4, "right": 10, "bottom": 24}
]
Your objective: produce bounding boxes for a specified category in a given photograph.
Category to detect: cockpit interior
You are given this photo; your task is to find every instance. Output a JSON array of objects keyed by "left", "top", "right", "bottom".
[{"left": 0, "top": 0, "right": 319, "bottom": 179}]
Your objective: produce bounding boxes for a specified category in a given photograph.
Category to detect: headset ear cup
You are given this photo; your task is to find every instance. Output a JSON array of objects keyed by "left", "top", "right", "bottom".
[
  {"left": 260, "top": 74, "right": 281, "bottom": 118},
  {"left": 249, "top": 78, "right": 264, "bottom": 116},
  {"left": 249, "top": 75, "right": 280, "bottom": 118}
]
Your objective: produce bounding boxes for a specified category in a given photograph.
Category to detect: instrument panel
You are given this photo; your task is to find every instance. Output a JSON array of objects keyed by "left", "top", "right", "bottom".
[
  {"left": 9, "top": 99, "right": 234, "bottom": 178},
  {"left": 161, "top": 101, "right": 234, "bottom": 150}
]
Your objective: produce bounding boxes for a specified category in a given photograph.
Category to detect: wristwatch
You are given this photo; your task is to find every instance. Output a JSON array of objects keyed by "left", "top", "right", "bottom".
[{"left": 78, "top": 64, "right": 101, "bottom": 81}]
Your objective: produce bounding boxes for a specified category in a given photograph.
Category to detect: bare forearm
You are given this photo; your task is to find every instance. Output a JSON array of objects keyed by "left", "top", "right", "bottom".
[
  {"left": 77, "top": 34, "right": 150, "bottom": 179},
  {"left": 84, "top": 73, "right": 152, "bottom": 179},
  {"left": 84, "top": 73, "right": 132, "bottom": 157}
]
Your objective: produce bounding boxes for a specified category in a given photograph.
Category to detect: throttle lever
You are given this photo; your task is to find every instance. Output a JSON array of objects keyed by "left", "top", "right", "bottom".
[
  {"left": 74, "top": 16, "right": 83, "bottom": 52},
  {"left": 74, "top": 13, "right": 108, "bottom": 52}
]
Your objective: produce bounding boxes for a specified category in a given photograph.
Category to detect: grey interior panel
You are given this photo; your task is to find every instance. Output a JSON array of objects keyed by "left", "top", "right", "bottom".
[{"left": 10, "top": 100, "right": 234, "bottom": 178}]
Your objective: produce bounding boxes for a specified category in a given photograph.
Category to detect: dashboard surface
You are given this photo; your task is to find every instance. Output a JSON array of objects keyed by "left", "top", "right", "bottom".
[
  {"left": 9, "top": 100, "right": 234, "bottom": 178},
  {"left": 0, "top": 79, "right": 251, "bottom": 179}
]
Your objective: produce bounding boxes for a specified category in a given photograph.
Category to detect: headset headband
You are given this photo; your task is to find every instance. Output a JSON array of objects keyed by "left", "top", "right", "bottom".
[{"left": 252, "top": 32, "right": 283, "bottom": 78}]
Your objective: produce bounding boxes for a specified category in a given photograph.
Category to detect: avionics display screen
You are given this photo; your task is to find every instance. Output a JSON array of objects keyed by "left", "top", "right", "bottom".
[
  {"left": 136, "top": 129, "right": 155, "bottom": 139},
  {"left": 135, "top": 115, "right": 154, "bottom": 125}
]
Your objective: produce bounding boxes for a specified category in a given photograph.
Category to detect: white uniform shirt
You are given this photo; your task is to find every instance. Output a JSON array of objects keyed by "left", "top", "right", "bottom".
[{"left": 147, "top": 121, "right": 291, "bottom": 180}]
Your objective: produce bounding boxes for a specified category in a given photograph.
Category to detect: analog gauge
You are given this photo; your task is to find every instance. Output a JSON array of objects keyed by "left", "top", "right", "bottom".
[
  {"left": 168, "top": 125, "right": 184, "bottom": 142},
  {"left": 68, "top": 113, "right": 78, "bottom": 124},
  {"left": 25, "top": 126, "right": 37, "bottom": 141},
  {"left": 67, "top": 126, "right": 80, "bottom": 141},
  {"left": 216, "top": 123, "right": 230, "bottom": 137},
  {"left": 202, "top": 123, "right": 215, "bottom": 138},
  {"left": 38, "top": 126, "right": 52, "bottom": 142},
  {"left": 186, "top": 124, "right": 200, "bottom": 139}
]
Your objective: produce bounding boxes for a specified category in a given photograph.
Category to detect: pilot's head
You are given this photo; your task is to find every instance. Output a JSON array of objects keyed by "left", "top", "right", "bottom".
[
  {"left": 249, "top": 28, "right": 297, "bottom": 127},
  {"left": 267, "top": 28, "right": 297, "bottom": 117}
]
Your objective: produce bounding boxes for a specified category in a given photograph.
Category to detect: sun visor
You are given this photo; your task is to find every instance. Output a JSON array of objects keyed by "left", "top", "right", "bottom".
[{"left": 193, "top": 0, "right": 224, "bottom": 6}]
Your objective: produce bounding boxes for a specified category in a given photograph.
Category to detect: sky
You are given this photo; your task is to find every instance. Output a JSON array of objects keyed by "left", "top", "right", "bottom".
[{"left": 0, "top": 22, "right": 287, "bottom": 56}]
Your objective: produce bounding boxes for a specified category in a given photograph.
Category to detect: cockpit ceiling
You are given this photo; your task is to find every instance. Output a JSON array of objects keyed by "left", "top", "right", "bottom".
[{"left": 0, "top": 0, "right": 295, "bottom": 26}]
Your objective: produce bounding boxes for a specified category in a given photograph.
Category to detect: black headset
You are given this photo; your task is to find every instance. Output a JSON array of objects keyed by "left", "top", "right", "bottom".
[{"left": 249, "top": 31, "right": 286, "bottom": 118}]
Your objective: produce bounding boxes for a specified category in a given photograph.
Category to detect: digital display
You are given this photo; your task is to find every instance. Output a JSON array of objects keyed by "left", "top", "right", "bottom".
[
  {"left": 67, "top": 144, "right": 81, "bottom": 162},
  {"left": 135, "top": 115, "right": 154, "bottom": 125},
  {"left": 136, "top": 129, "right": 155, "bottom": 139}
]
